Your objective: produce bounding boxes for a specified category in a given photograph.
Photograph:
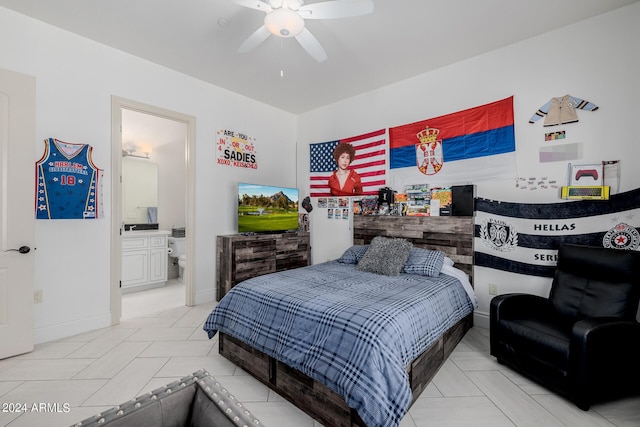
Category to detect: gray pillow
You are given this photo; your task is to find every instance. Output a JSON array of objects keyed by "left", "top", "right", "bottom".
[{"left": 357, "top": 236, "right": 412, "bottom": 276}]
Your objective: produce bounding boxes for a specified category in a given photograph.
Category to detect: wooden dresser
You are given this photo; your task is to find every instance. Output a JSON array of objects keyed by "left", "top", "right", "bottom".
[{"left": 216, "top": 232, "right": 311, "bottom": 300}]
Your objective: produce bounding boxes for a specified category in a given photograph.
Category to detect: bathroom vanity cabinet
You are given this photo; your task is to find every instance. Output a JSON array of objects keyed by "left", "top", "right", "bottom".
[{"left": 122, "top": 230, "right": 170, "bottom": 293}]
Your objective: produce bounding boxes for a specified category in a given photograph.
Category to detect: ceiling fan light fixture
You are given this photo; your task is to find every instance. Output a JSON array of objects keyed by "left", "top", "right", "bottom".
[{"left": 264, "top": 8, "right": 304, "bottom": 38}]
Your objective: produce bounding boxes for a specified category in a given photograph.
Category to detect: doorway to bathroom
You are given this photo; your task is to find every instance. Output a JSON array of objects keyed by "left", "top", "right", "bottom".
[{"left": 110, "top": 97, "right": 196, "bottom": 323}]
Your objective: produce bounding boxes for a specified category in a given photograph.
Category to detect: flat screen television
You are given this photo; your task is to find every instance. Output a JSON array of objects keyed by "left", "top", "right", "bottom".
[{"left": 237, "top": 182, "right": 299, "bottom": 233}]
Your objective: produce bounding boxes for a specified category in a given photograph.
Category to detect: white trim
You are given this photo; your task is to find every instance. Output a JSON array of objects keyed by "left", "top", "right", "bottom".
[
  {"left": 34, "top": 312, "right": 111, "bottom": 344},
  {"left": 110, "top": 96, "right": 197, "bottom": 325},
  {"left": 473, "top": 311, "right": 490, "bottom": 330},
  {"left": 194, "top": 288, "right": 216, "bottom": 306}
]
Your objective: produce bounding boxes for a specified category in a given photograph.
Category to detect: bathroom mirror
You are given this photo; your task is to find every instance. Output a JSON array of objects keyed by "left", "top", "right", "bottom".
[{"left": 122, "top": 156, "right": 158, "bottom": 224}]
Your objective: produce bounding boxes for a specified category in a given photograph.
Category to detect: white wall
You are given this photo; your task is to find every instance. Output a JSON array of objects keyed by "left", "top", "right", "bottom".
[
  {"left": 296, "top": 3, "right": 640, "bottom": 327},
  {"left": 2, "top": 3, "right": 638, "bottom": 343},
  {"left": 0, "top": 7, "right": 297, "bottom": 343}
]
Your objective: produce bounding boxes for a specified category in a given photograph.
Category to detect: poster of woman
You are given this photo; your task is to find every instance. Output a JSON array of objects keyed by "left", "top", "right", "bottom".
[
  {"left": 328, "top": 142, "right": 363, "bottom": 196},
  {"left": 309, "top": 129, "right": 387, "bottom": 197}
]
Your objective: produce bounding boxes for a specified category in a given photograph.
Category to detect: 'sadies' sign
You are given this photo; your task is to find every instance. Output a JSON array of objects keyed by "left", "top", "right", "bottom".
[{"left": 216, "top": 129, "right": 257, "bottom": 169}]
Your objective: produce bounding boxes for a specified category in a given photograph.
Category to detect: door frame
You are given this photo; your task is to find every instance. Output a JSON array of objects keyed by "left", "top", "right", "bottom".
[{"left": 110, "top": 96, "right": 196, "bottom": 324}]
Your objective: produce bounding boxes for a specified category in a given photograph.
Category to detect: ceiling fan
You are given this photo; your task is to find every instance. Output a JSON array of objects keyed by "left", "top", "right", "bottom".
[{"left": 233, "top": 0, "right": 374, "bottom": 62}]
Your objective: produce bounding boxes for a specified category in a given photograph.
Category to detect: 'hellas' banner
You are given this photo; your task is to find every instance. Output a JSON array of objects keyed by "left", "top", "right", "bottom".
[
  {"left": 475, "top": 187, "right": 640, "bottom": 277},
  {"left": 389, "top": 96, "right": 516, "bottom": 188}
]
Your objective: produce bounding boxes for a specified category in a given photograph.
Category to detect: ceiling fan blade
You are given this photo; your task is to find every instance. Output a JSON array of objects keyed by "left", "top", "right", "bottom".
[
  {"left": 232, "top": 0, "right": 273, "bottom": 13},
  {"left": 238, "top": 25, "right": 271, "bottom": 53},
  {"left": 298, "top": 0, "right": 374, "bottom": 19},
  {"left": 295, "top": 28, "right": 328, "bottom": 62}
]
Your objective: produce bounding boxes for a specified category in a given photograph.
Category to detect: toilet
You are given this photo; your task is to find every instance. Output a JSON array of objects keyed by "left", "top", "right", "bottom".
[{"left": 167, "top": 237, "right": 186, "bottom": 280}]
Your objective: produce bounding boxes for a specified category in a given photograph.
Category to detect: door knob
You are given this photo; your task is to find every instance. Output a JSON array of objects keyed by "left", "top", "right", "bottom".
[{"left": 4, "top": 246, "right": 31, "bottom": 254}]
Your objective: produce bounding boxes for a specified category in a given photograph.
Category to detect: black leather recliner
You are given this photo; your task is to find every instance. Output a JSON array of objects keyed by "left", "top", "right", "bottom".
[{"left": 490, "top": 244, "right": 640, "bottom": 410}]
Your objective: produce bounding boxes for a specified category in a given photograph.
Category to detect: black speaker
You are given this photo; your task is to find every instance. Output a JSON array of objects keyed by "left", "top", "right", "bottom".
[
  {"left": 378, "top": 187, "right": 395, "bottom": 205},
  {"left": 451, "top": 185, "right": 475, "bottom": 216}
]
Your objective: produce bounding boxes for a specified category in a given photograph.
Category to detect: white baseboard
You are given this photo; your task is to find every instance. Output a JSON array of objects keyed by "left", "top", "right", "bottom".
[
  {"left": 34, "top": 313, "right": 111, "bottom": 345},
  {"left": 474, "top": 310, "right": 490, "bottom": 329},
  {"left": 195, "top": 288, "right": 216, "bottom": 306}
]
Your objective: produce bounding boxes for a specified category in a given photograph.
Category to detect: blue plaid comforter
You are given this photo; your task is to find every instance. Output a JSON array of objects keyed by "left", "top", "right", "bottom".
[{"left": 203, "top": 261, "right": 474, "bottom": 427}]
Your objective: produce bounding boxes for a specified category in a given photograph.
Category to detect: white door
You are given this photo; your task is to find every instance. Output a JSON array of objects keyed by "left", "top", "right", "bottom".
[{"left": 0, "top": 69, "right": 36, "bottom": 359}]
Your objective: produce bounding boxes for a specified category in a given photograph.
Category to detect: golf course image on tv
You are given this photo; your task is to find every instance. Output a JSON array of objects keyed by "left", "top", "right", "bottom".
[{"left": 237, "top": 183, "right": 299, "bottom": 233}]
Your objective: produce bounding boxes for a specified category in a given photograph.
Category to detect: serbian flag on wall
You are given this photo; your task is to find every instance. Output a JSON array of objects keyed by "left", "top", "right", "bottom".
[
  {"left": 389, "top": 96, "right": 516, "bottom": 189},
  {"left": 309, "top": 129, "right": 387, "bottom": 197}
]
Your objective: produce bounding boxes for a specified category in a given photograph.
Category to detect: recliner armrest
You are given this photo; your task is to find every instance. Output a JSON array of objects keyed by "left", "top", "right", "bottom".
[
  {"left": 573, "top": 317, "right": 640, "bottom": 338},
  {"left": 490, "top": 293, "right": 549, "bottom": 321},
  {"left": 490, "top": 293, "right": 551, "bottom": 357},
  {"left": 572, "top": 318, "right": 640, "bottom": 354},
  {"left": 570, "top": 319, "right": 640, "bottom": 393}
]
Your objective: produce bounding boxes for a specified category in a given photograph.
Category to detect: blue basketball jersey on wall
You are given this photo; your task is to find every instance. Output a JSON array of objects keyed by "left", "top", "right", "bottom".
[{"left": 36, "top": 138, "right": 103, "bottom": 219}]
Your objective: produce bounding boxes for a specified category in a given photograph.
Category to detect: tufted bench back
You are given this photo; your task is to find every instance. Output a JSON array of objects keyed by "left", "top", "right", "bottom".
[{"left": 72, "top": 369, "right": 262, "bottom": 427}]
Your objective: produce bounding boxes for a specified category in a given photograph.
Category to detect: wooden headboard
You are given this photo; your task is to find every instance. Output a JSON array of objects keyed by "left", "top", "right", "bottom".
[{"left": 353, "top": 215, "right": 474, "bottom": 284}]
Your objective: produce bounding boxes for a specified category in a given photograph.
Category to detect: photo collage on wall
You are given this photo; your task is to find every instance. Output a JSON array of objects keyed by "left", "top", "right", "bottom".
[{"left": 318, "top": 197, "right": 350, "bottom": 220}]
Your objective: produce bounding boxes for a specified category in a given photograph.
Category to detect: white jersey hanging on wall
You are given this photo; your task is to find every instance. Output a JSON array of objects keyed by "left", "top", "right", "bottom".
[{"left": 35, "top": 138, "right": 103, "bottom": 219}]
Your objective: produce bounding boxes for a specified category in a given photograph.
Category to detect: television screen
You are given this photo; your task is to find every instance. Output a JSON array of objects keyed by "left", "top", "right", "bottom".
[{"left": 237, "top": 182, "right": 299, "bottom": 233}]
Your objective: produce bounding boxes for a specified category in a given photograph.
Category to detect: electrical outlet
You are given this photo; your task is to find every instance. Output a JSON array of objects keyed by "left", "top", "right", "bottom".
[
  {"left": 34, "top": 290, "right": 43, "bottom": 304},
  {"left": 489, "top": 283, "right": 498, "bottom": 295}
]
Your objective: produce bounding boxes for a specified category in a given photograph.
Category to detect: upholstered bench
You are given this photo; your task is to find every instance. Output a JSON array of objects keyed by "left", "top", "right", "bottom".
[{"left": 72, "top": 369, "right": 262, "bottom": 426}]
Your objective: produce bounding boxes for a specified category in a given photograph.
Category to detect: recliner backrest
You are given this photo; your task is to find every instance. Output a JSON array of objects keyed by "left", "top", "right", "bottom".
[{"left": 548, "top": 244, "right": 640, "bottom": 323}]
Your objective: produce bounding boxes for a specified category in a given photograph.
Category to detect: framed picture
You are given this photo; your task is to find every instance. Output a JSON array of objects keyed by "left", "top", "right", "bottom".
[{"left": 569, "top": 163, "right": 603, "bottom": 186}]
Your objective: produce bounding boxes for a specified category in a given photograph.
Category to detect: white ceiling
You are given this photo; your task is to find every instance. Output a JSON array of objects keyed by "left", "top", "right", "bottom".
[{"left": 1, "top": 0, "right": 638, "bottom": 115}]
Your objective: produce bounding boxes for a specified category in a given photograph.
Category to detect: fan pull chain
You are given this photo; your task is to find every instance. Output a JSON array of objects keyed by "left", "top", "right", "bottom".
[{"left": 280, "top": 39, "right": 284, "bottom": 78}]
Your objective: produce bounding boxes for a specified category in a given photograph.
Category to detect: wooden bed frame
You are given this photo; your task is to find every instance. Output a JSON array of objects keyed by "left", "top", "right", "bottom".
[{"left": 219, "top": 215, "right": 475, "bottom": 427}]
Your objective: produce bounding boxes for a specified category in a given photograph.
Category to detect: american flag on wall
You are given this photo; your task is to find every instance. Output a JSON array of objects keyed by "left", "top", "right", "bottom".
[{"left": 309, "top": 129, "right": 387, "bottom": 197}]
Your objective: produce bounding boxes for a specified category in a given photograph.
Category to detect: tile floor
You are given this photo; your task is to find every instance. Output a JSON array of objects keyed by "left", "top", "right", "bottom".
[{"left": 1, "top": 280, "right": 639, "bottom": 427}]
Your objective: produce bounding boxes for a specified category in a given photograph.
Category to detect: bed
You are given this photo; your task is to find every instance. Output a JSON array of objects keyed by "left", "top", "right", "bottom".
[{"left": 204, "top": 216, "right": 475, "bottom": 427}]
